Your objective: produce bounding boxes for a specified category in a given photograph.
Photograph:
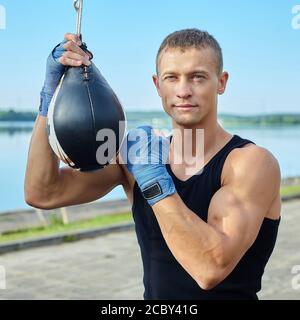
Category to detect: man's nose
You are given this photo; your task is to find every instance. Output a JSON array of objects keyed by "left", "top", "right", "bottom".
[{"left": 176, "top": 80, "right": 192, "bottom": 99}]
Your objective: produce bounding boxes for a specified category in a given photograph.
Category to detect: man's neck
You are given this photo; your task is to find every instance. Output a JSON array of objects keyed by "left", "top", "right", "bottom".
[{"left": 170, "top": 112, "right": 230, "bottom": 164}]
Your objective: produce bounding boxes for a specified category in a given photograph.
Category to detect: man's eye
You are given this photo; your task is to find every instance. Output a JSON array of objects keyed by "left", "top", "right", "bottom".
[
  {"left": 164, "top": 76, "right": 176, "bottom": 80},
  {"left": 193, "top": 75, "right": 205, "bottom": 80}
]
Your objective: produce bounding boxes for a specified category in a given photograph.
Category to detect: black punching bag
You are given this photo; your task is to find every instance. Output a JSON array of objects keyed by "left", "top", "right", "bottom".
[
  {"left": 47, "top": 63, "right": 126, "bottom": 171},
  {"left": 47, "top": 0, "right": 126, "bottom": 171}
]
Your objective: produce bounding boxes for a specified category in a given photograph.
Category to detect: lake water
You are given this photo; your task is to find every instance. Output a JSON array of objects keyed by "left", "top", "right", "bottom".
[{"left": 0, "top": 115, "right": 299, "bottom": 213}]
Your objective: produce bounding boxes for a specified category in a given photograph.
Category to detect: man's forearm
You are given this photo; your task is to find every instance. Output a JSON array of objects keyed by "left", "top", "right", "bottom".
[
  {"left": 151, "top": 193, "right": 230, "bottom": 289},
  {"left": 24, "top": 115, "right": 60, "bottom": 205}
]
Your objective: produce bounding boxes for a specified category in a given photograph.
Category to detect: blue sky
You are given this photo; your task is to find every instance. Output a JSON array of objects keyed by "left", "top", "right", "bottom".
[{"left": 0, "top": 0, "right": 299, "bottom": 115}]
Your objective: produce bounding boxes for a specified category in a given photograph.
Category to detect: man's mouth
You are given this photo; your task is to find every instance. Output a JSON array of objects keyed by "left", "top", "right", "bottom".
[{"left": 173, "top": 104, "right": 197, "bottom": 110}]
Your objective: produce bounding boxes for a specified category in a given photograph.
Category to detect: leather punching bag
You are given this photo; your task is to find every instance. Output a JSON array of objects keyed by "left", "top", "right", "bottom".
[{"left": 47, "top": 63, "right": 126, "bottom": 171}]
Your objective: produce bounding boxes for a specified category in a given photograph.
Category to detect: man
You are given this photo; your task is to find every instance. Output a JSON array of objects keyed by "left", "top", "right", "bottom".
[{"left": 25, "top": 28, "right": 281, "bottom": 299}]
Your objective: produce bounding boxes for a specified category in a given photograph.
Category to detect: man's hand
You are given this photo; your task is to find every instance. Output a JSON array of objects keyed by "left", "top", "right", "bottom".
[
  {"left": 39, "top": 33, "right": 91, "bottom": 117},
  {"left": 121, "top": 125, "right": 176, "bottom": 206},
  {"left": 58, "top": 33, "right": 91, "bottom": 67}
]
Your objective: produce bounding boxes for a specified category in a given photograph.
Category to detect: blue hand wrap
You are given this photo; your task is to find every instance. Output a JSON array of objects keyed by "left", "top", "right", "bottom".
[
  {"left": 38, "top": 41, "right": 66, "bottom": 117},
  {"left": 123, "top": 125, "right": 176, "bottom": 206}
]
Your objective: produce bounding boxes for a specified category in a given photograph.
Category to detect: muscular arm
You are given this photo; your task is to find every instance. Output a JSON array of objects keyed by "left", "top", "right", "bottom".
[
  {"left": 24, "top": 116, "right": 126, "bottom": 209},
  {"left": 151, "top": 145, "right": 281, "bottom": 290}
]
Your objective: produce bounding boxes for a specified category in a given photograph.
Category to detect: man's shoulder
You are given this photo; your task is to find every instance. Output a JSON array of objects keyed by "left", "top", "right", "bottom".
[
  {"left": 230, "top": 142, "right": 276, "bottom": 161},
  {"left": 229, "top": 143, "right": 279, "bottom": 170},
  {"left": 222, "top": 142, "right": 281, "bottom": 187}
]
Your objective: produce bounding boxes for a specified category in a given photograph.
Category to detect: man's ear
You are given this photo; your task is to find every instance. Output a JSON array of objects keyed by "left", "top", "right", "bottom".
[
  {"left": 152, "top": 74, "right": 162, "bottom": 97},
  {"left": 218, "top": 71, "right": 229, "bottom": 95}
]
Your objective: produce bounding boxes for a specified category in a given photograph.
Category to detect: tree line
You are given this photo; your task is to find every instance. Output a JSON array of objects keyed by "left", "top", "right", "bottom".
[{"left": 0, "top": 109, "right": 300, "bottom": 125}]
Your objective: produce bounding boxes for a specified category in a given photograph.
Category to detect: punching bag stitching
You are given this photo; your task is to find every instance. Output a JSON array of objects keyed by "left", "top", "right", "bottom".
[{"left": 85, "top": 78, "right": 98, "bottom": 160}]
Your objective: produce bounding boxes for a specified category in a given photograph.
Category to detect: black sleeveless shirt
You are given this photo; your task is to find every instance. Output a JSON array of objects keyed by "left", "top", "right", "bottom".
[{"left": 131, "top": 134, "right": 280, "bottom": 300}]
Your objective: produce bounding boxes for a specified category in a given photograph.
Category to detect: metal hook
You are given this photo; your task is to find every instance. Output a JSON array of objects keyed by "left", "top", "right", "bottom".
[
  {"left": 73, "top": 0, "right": 83, "bottom": 37},
  {"left": 73, "top": 0, "right": 93, "bottom": 62}
]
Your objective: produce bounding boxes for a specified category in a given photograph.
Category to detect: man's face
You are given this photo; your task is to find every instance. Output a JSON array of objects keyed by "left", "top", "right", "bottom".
[{"left": 153, "top": 47, "right": 228, "bottom": 127}]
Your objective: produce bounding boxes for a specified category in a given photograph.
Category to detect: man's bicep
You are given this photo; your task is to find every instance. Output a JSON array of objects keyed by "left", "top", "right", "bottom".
[
  {"left": 207, "top": 146, "right": 281, "bottom": 265},
  {"left": 207, "top": 185, "right": 265, "bottom": 259}
]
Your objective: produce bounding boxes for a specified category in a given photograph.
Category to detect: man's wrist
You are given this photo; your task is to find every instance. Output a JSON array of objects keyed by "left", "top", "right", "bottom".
[
  {"left": 140, "top": 175, "right": 177, "bottom": 206},
  {"left": 38, "top": 90, "right": 52, "bottom": 117},
  {"left": 38, "top": 44, "right": 66, "bottom": 117}
]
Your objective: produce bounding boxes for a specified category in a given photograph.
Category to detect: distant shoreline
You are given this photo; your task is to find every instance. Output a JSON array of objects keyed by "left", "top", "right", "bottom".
[{"left": 1, "top": 110, "right": 300, "bottom": 126}]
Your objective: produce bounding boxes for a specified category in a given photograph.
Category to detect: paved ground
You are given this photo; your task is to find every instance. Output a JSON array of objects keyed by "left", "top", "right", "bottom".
[{"left": 0, "top": 199, "right": 299, "bottom": 300}]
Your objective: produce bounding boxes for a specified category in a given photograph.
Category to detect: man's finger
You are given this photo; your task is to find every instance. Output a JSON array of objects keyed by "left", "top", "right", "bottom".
[
  {"left": 64, "top": 33, "right": 81, "bottom": 46},
  {"left": 59, "top": 56, "right": 83, "bottom": 67},
  {"left": 62, "top": 51, "right": 91, "bottom": 66},
  {"left": 153, "top": 128, "right": 169, "bottom": 137},
  {"left": 63, "top": 41, "right": 87, "bottom": 57},
  {"left": 153, "top": 129, "right": 161, "bottom": 136}
]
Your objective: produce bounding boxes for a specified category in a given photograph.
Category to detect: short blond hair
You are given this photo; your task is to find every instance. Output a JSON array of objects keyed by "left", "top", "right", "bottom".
[{"left": 156, "top": 28, "right": 223, "bottom": 75}]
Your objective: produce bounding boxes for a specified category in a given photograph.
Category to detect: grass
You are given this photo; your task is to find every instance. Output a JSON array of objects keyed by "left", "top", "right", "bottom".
[
  {"left": 280, "top": 185, "right": 300, "bottom": 197},
  {"left": 0, "top": 184, "right": 299, "bottom": 245},
  {"left": 0, "top": 212, "right": 133, "bottom": 244}
]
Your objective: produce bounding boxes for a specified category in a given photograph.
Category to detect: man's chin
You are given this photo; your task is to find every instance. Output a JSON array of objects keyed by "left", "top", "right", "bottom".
[{"left": 171, "top": 113, "right": 203, "bottom": 127}]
